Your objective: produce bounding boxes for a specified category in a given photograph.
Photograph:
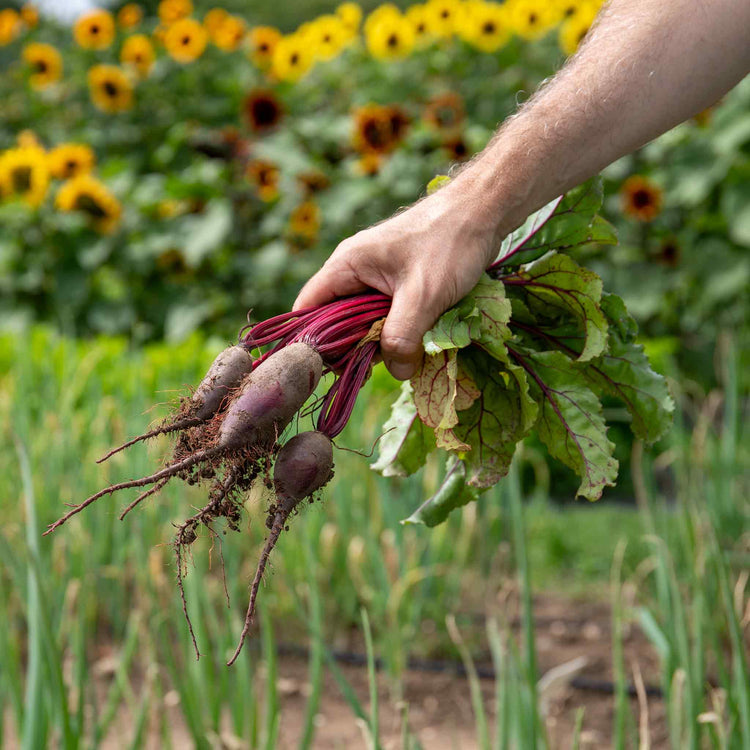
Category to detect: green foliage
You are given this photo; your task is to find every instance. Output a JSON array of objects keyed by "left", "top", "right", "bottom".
[{"left": 374, "top": 181, "right": 674, "bottom": 522}]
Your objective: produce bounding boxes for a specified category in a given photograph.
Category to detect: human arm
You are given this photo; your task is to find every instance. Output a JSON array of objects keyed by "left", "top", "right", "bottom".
[{"left": 294, "top": 0, "right": 750, "bottom": 380}]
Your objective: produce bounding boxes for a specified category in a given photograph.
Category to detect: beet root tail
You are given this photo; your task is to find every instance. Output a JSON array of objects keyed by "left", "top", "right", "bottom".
[
  {"left": 96, "top": 416, "right": 203, "bottom": 464},
  {"left": 44, "top": 447, "right": 219, "bottom": 536},
  {"left": 227, "top": 510, "right": 288, "bottom": 666}
]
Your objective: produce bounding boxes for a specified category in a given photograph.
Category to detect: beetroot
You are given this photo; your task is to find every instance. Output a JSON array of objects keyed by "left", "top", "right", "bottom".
[
  {"left": 97, "top": 345, "right": 254, "bottom": 463},
  {"left": 47, "top": 293, "right": 392, "bottom": 662},
  {"left": 218, "top": 342, "right": 323, "bottom": 450},
  {"left": 227, "top": 431, "right": 334, "bottom": 665}
]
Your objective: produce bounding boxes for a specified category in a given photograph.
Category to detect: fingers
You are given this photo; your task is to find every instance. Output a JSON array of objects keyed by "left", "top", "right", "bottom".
[
  {"left": 293, "top": 239, "right": 372, "bottom": 311},
  {"left": 380, "top": 279, "right": 439, "bottom": 381},
  {"left": 294, "top": 263, "right": 365, "bottom": 311}
]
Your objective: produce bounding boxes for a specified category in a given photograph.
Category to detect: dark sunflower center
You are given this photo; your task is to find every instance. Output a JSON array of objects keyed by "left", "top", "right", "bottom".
[
  {"left": 252, "top": 99, "right": 279, "bottom": 127},
  {"left": 91, "top": 24, "right": 100, "bottom": 34},
  {"left": 451, "top": 140, "right": 467, "bottom": 157},
  {"left": 416, "top": 22, "right": 426, "bottom": 33},
  {"left": 482, "top": 21, "right": 496, "bottom": 34},
  {"left": 528, "top": 13, "right": 537, "bottom": 25},
  {"left": 323, "top": 34, "right": 331, "bottom": 43},
  {"left": 290, "top": 52, "right": 299, "bottom": 65},
  {"left": 363, "top": 120, "right": 387, "bottom": 148},
  {"left": 633, "top": 189, "right": 653, "bottom": 208},
  {"left": 33, "top": 60, "right": 48, "bottom": 73},
  {"left": 259, "top": 42, "right": 268, "bottom": 52},
  {"left": 65, "top": 159, "right": 78, "bottom": 176},
  {"left": 258, "top": 168, "right": 276, "bottom": 186},
  {"left": 441, "top": 9, "right": 450, "bottom": 18},
  {"left": 11, "top": 166, "right": 32, "bottom": 193},
  {"left": 104, "top": 81, "right": 119, "bottom": 98},
  {"left": 386, "top": 33, "right": 398, "bottom": 48},
  {"left": 182, "top": 35, "right": 191, "bottom": 45},
  {"left": 75, "top": 194, "right": 109, "bottom": 219}
]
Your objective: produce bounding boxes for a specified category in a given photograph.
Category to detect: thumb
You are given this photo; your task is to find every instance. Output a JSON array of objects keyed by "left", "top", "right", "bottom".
[{"left": 380, "top": 281, "right": 440, "bottom": 381}]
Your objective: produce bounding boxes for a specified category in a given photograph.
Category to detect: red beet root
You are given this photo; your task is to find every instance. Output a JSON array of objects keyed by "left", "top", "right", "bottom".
[{"left": 227, "top": 431, "right": 334, "bottom": 665}]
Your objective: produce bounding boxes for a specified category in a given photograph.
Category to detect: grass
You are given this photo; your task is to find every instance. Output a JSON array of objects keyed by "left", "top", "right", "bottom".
[{"left": 0, "top": 326, "right": 747, "bottom": 747}]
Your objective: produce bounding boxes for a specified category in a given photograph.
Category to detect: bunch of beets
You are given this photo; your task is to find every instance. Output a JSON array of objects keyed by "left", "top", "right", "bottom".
[{"left": 45, "top": 292, "right": 391, "bottom": 665}]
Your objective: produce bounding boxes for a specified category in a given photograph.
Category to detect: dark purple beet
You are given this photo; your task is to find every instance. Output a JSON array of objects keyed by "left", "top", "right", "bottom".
[
  {"left": 218, "top": 342, "right": 323, "bottom": 450},
  {"left": 274, "top": 431, "right": 334, "bottom": 508}
]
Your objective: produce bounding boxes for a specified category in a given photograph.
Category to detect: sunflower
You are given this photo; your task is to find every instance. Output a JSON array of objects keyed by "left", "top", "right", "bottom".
[
  {"left": 425, "top": 0, "right": 461, "bottom": 38},
  {"left": 336, "top": 2, "right": 363, "bottom": 33},
  {"left": 405, "top": 4, "right": 434, "bottom": 46},
  {"left": 73, "top": 10, "right": 116, "bottom": 50},
  {"left": 505, "top": 0, "right": 557, "bottom": 40},
  {"left": 620, "top": 175, "right": 663, "bottom": 222},
  {"left": 0, "top": 9, "right": 21, "bottom": 46},
  {"left": 653, "top": 237, "right": 681, "bottom": 268},
  {"left": 444, "top": 135, "right": 469, "bottom": 161},
  {"left": 246, "top": 159, "right": 280, "bottom": 202},
  {"left": 288, "top": 200, "right": 321, "bottom": 244},
  {"left": 164, "top": 18, "right": 208, "bottom": 63},
  {"left": 558, "top": 4, "right": 597, "bottom": 55},
  {"left": 365, "top": 11, "right": 415, "bottom": 60},
  {"left": 88, "top": 65, "right": 134, "bottom": 113},
  {"left": 48, "top": 143, "right": 96, "bottom": 180},
  {"left": 461, "top": 2, "right": 510, "bottom": 52},
  {"left": 363, "top": 4, "right": 401, "bottom": 36},
  {"left": 121, "top": 34, "right": 155, "bottom": 77},
  {"left": 310, "top": 15, "right": 349, "bottom": 61},
  {"left": 356, "top": 152, "right": 382, "bottom": 176},
  {"left": 16, "top": 130, "right": 42, "bottom": 149},
  {"left": 271, "top": 33, "right": 313, "bottom": 82},
  {"left": 117, "top": 3, "right": 143, "bottom": 30},
  {"left": 247, "top": 25, "right": 281, "bottom": 69},
  {"left": 352, "top": 104, "right": 408, "bottom": 154},
  {"left": 297, "top": 170, "right": 330, "bottom": 196},
  {"left": 20, "top": 4, "right": 39, "bottom": 29},
  {"left": 22, "top": 43, "right": 63, "bottom": 90},
  {"left": 204, "top": 8, "right": 229, "bottom": 35},
  {"left": 158, "top": 0, "right": 192, "bottom": 25},
  {"left": 212, "top": 15, "right": 246, "bottom": 51},
  {"left": 242, "top": 89, "right": 284, "bottom": 133},
  {"left": 56, "top": 174, "right": 122, "bottom": 233},
  {"left": 0, "top": 145, "right": 49, "bottom": 206},
  {"left": 424, "top": 91, "right": 464, "bottom": 134}
]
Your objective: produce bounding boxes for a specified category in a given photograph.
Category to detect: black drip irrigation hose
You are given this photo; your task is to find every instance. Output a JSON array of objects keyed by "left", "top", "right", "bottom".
[{"left": 275, "top": 643, "right": 665, "bottom": 699}]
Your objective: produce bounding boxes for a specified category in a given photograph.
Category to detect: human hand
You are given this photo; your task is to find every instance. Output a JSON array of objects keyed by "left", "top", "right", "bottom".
[{"left": 294, "top": 185, "right": 499, "bottom": 380}]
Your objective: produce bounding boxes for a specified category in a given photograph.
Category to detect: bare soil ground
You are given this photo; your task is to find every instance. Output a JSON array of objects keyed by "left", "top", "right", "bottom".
[
  {"left": 268, "top": 593, "right": 667, "bottom": 750},
  {"left": 3, "top": 592, "right": 668, "bottom": 749}
]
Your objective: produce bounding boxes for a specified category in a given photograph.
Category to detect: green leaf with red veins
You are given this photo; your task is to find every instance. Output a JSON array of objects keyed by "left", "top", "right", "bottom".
[
  {"left": 448, "top": 347, "right": 538, "bottom": 488},
  {"left": 423, "top": 307, "right": 476, "bottom": 355},
  {"left": 410, "top": 349, "right": 481, "bottom": 434},
  {"left": 511, "top": 349, "right": 618, "bottom": 501},
  {"left": 492, "top": 178, "right": 617, "bottom": 268},
  {"left": 455, "top": 275, "right": 513, "bottom": 357},
  {"left": 507, "top": 252, "right": 607, "bottom": 361},
  {"left": 580, "top": 294, "right": 674, "bottom": 443},
  {"left": 371, "top": 381, "right": 435, "bottom": 477},
  {"left": 402, "top": 456, "right": 482, "bottom": 527}
]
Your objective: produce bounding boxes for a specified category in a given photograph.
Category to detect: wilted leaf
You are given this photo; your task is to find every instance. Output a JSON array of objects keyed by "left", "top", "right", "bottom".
[
  {"left": 371, "top": 381, "right": 435, "bottom": 477},
  {"left": 450, "top": 347, "right": 538, "bottom": 488}
]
